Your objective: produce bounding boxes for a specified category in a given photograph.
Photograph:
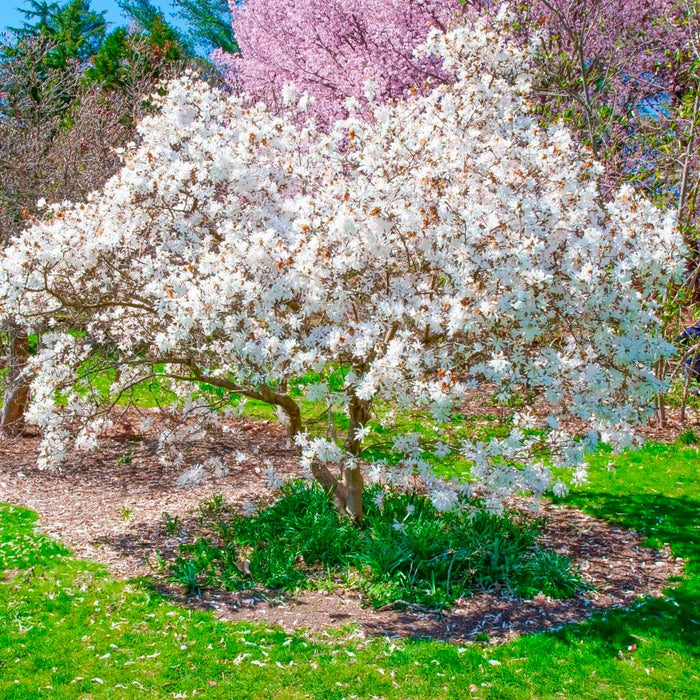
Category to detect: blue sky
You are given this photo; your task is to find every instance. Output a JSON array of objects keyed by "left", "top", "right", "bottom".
[{"left": 0, "top": 1, "right": 181, "bottom": 34}]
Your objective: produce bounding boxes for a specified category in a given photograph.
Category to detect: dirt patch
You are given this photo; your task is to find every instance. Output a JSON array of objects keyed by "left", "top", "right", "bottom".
[
  {"left": 0, "top": 416, "right": 298, "bottom": 577},
  {"left": 0, "top": 413, "right": 686, "bottom": 644}
]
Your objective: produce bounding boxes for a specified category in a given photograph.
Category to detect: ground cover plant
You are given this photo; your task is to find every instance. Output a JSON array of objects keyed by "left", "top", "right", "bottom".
[
  {"left": 164, "top": 482, "right": 587, "bottom": 608},
  {"left": 0, "top": 438, "right": 697, "bottom": 699}
]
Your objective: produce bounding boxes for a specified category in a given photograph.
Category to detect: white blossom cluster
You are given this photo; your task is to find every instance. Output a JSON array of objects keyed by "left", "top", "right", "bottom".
[{"left": 0, "top": 13, "right": 685, "bottom": 507}]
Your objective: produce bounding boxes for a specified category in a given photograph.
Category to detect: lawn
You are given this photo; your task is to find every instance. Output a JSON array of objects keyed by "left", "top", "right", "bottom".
[{"left": 0, "top": 440, "right": 698, "bottom": 699}]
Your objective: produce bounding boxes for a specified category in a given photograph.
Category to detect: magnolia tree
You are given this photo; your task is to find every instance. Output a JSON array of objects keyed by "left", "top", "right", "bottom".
[
  {"left": 215, "top": 0, "right": 463, "bottom": 125},
  {"left": 0, "top": 12, "right": 684, "bottom": 523}
]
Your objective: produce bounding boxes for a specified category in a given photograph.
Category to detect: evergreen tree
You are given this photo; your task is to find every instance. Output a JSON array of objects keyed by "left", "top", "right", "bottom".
[
  {"left": 9, "top": 1, "right": 60, "bottom": 37},
  {"left": 117, "top": 0, "right": 193, "bottom": 56},
  {"left": 173, "top": 0, "right": 238, "bottom": 54},
  {"left": 10, "top": 0, "right": 107, "bottom": 64},
  {"left": 87, "top": 16, "right": 186, "bottom": 90},
  {"left": 117, "top": 0, "right": 162, "bottom": 31}
]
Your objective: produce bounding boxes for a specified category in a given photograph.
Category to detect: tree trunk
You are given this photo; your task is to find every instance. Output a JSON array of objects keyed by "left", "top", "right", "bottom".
[
  {"left": 258, "top": 384, "right": 352, "bottom": 513},
  {"left": 2, "top": 326, "right": 30, "bottom": 436},
  {"left": 211, "top": 373, "right": 368, "bottom": 524},
  {"left": 273, "top": 388, "right": 370, "bottom": 525},
  {"left": 341, "top": 395, "right": 372, "bottom": 525},
  {"left": 654, "top": 357, "right": 667, "bottom": 428},
  {"left": 311, "top": 460, "right": 348, "bottom": 513},
  {"left": 342, "top": 466, "right": 364, "bottom": 524}
]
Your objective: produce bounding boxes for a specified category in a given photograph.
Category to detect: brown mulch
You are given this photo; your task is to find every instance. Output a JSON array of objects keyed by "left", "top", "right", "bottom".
[
  {"left": 0, "top": 409, "right": 688, "bottom": 644},
  {"left": 166, "top": 502, "right": 683, "bottom": 644}
]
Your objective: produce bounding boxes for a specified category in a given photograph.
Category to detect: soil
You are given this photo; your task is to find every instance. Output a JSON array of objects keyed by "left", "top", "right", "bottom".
[{"left": 0, "top": 407, "right": 690, "bottom": 644}]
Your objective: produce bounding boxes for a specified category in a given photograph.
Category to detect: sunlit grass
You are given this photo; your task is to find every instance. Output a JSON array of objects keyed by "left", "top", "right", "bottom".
[{"left": 0, "top": 438, "right": 698, "bottom": 698}]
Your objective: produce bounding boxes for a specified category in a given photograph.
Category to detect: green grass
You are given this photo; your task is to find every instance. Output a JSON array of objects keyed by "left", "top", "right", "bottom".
[{"left": 0, "top": 440, "right": 699, "bottom": 698}]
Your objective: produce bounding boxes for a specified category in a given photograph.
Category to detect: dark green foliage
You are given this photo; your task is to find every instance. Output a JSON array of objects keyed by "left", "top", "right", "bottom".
[
  {"left": 84, "top": 27, "right": 144, "bottom": 89},
  {"left": 173, "top": 0, "right": 238, "bottom": 54},
  {"left": 165, "top": 482, "right": 587, "bottom": 610},
  {"left": 170, "top": 556, "right": 205, "bottom": 595},
  {"left": 162, "top": 512, "right": 183, "bottom": 537},
  {"left": 86, "top": 16, "right": 187, "bottom": 91},
  {"left": 678, "top": 428, "right": 699, "bottom": 445},
  {"left": 116, "top": 0, "right": 192, "bottom": 59},
  {"left": 118, "top": 0, "right": 163, "bottom": 32},
  {"left": 10, "top": 0, "right": 107, "bottom": 65},
  {"left": 0, "top": 1, "right": 188, "bottom": 245},
  {"left": 517, "top": 548, "right": 590, "bottom": 599},
  {"left": 249, "top": 544, "right": 306, "bottom": 590}
]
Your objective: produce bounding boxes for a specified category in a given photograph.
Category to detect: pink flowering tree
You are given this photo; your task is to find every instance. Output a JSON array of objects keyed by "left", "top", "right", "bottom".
[
  {"left": 216, "top": 0, "right": 463, "bottom": 126},
  {"left": 0, "top": 13, "right": 684, "bottom": 523},
  {"left": 507, "top": 0, "right": 695, "bottom": 231},
  {"left": 223, "top": 0, "right": 695, "bottom": 229}
]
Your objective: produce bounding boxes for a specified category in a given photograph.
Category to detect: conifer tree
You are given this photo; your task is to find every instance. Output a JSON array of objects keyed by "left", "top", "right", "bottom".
[{"left": 173, "top": 0, "right": 238, "bottom": 54}]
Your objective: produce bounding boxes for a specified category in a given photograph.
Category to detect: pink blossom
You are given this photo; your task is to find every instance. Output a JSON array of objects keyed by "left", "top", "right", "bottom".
[{"left": 224, "top": 0, "right": 463, "bottom": 126}]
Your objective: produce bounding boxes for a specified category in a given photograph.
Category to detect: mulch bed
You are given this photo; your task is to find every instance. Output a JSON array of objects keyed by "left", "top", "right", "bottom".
[{"left": 0, "top": 408, "right": 690, "bottom": 644}]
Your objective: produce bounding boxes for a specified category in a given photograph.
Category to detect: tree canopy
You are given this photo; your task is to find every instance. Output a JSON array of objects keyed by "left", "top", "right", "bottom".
[
  {"left": 0, "top": 12, "right": 684, "bottom": 521},
  {"left": 9, "top": 0, "right": 107, "bottom": 65}
]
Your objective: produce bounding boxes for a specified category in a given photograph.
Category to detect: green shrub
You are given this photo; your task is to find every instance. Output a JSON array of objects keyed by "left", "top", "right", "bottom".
[
  {"left": 516, "top": 547, "right": 590, "bottom": 599},
  {"left": 164, "top": 481, "right": 587, "bottom": 610}
]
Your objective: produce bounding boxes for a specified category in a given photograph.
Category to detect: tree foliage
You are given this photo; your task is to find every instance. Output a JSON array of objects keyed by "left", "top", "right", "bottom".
[
  {"left": 117, "top": 0, "right": 193, "bottom": 59},
  {"left": 0, "top": 0, "right": 186, "bottom": 242},
  {"left": 173, "top": 0, "right": 238, "bottom": 55},
  {"left": 224, "top": 0, "right": 695, "bottom": 226},
  {"left": 500, "top": 1, "right": 697, "bottom": 243},
  {"left": 9, "top": 0, "right": 107, "bottom": 64}
]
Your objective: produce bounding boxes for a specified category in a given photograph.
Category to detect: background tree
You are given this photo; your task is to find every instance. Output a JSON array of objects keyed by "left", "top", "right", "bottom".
[
  {"left": 224, "top": 0, "right": 695, "bottom": 238},
  {"left": 500, "top": 2, "right": 695, "bottom": 238},
  {"left": 172, "top": 0, "right": 238, "bottom": 55},
  {"left": 222, "top": 0, "right": 462, "bottom": 126},
  {"left": 10, "top": 0, "right": 107, "bottom": 64},
  {"left": 116, "top": 0, "right": 193, "bottom": 58},
  {"left": 0, "top": 0, "right": 188, "bottom": 434}
]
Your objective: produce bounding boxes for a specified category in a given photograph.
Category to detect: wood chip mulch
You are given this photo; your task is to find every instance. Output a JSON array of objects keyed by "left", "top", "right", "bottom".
[{"left": 0, "top": 412, "right": 688, "bottom": 644}]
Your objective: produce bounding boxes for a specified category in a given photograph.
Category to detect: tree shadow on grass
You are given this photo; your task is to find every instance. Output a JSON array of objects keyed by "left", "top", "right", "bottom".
[{"left": 552, "top": 491, "right": 700, "bottom": 654}]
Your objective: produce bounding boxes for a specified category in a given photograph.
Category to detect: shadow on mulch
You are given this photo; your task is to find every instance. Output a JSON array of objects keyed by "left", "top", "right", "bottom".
[{"left": 97, "top": 497, "right": 684, "bottom": 645}]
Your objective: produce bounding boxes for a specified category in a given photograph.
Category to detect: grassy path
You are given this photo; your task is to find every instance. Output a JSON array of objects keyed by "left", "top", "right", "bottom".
[{"left": 0, "top": 442, "right": 698, "bottom": 698}]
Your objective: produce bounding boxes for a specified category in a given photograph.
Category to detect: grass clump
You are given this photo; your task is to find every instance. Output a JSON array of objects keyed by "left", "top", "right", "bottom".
[{"left": 165, "top": 482, "right": 588, "bottom": 609}]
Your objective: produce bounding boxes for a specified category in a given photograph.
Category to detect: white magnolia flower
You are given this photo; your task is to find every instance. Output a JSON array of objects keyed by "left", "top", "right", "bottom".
[
  {"left": 552, "top": 480, "right": 569, "bottom": 498},
  {"left": 0, "top": 14, "right": 682, "bottom": 513},
  {"left": 241, "top": 500, "right": 258, "bottom": 517},
  {"left": 177, "top": 464, "right": 206, "bottom": 487},
  {"left": 264, "top": 463, "right": 285, "bottom": 490}
]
